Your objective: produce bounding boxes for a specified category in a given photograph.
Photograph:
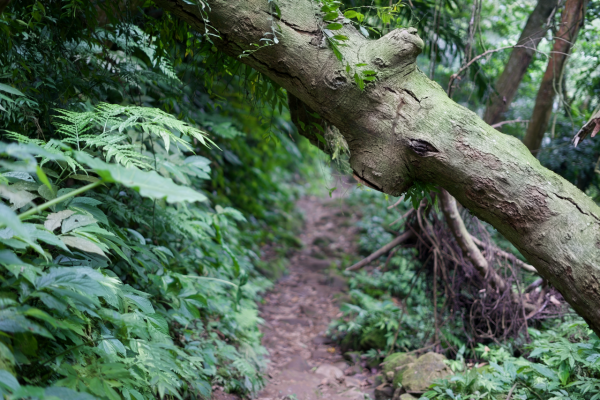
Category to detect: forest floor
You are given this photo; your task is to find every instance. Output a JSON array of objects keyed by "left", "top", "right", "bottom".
[{"left": 254, "top": 194, "right": 378, "bottom": 400}]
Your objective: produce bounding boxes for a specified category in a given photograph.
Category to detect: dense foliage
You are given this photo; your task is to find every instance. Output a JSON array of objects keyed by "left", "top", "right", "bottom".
[
  {"left": 330, "top": 188, "right": 600, "bottom": 400},
  {"left": 0, "top": 1, "right": 315, "bottom": 399},
  {"left": 1, "top": 0, "right": 600, "bottom": 400}
]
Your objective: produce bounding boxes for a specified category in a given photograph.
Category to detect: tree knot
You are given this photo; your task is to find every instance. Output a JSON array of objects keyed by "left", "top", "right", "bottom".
[
  {"left": 363, "top": 28, "right": 424, "bottom": 72},
  {"left": 408, "top": 139, "right": 438, "bottom": 156}
]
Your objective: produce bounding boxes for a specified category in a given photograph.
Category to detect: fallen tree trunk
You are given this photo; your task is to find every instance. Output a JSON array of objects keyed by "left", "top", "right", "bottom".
[{"left": 157, "top": 0, "right": 600, "bottom": 335}]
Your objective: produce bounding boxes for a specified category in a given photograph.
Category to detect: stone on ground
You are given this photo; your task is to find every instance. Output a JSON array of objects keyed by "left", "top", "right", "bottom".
[
  {"left": 399, "top": 352, "right": 452, "bottom": 393},
  {"left": 399, "top": 394, "right": 418, "bottom": 400},
  {"left": 315, "top": 364, "right": 345, "bottom": 382},
  {"left": 382, "top": 352, "right": 416, "bottom": 376}
]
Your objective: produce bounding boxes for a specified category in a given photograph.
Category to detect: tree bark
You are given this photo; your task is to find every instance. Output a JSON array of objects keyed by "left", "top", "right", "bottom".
[
  {"left": 483, "top": 0, "right": 559, "bottom": 125},
  {"left": 522, "top": 0, "right": 588, "bottom": 155},
  {"left": 156, "top": 0, "right": 600, "bottom": 335}
]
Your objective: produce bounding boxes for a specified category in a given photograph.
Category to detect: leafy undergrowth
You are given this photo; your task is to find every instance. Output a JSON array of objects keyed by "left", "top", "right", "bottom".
[
  {"left": 0, "top": 3, "right": 318, "bottom": 399},
  {"left": 425, "top": 322, "right": 600, "bottom": 400},
  {"left": 328, "top": 189, "right": 460, "bottom": 354},
  {"left": 328, "top": 188, "right": 600, "bottom": 400},
  {"left": 0, "top": 104, "right": 292, "bottom": 400}
]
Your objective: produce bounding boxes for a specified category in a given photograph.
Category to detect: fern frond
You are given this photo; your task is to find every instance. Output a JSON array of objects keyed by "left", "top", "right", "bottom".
[{"left": 3, "top": 131, "right": 45, "bottom": 146}]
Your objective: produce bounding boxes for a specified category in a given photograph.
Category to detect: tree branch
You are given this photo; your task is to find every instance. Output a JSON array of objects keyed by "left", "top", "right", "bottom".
[
  {"left": 346, "top": 231, "right": 414, "bottom": 271},
  {"left": 469, "top": 234, "right": 538, "bottom": 274},
  {"left": 491, "top": 119, "right": 529, "bottom": 129},
  {"left": 440, "top": 189, "right": 508, "bottom": 292}
]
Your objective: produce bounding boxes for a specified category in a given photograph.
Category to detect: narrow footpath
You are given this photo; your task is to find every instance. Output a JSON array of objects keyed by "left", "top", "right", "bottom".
[{"left": 256, "top": 195, "right": 378, "bottom": 400}]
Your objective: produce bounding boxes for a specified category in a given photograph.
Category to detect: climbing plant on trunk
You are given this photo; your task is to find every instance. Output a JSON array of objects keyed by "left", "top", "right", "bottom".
[{"left": 157, "top": 0, "right": 600, "bottom": 335}]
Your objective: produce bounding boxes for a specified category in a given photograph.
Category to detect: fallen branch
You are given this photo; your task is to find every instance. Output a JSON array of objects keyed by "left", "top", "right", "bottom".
[
  {"left": 405, "top": 341, "right": 440, "bottom": 355},
  {"left": 525, "top": 278, "right": 544, "bottom": 293},
  {"left": 346, "top": 231, "right": 414, "bottom": 271},
  {"left": 491, "top": 119, "right": 529, "bottom": 129},
  {"left": 469, "top": 235, "right": 538, "bottom": 273},
  {"left": 389, "top": 208, "right": 414, "bottom": 226},
  {"left": 387, "top": 195, "right": 405, "bottom": 209},
  {"left": 440, "top": 189, "right": 508, "bottom": 292}
]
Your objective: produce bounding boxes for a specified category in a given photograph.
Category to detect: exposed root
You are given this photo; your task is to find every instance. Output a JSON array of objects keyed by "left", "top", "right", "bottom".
[{"left": 347, "top": 195, "right": 565, "bottom": 345}]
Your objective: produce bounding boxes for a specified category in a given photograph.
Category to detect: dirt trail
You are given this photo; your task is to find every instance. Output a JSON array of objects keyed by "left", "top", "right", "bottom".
[{"left": 256, "top": 196, "right": 378, "bottom": 400}]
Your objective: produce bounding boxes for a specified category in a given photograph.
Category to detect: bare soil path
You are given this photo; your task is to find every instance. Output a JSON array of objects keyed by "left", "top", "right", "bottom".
[{"left": 256, "top": 195, "right": 379, "bottom": 400}]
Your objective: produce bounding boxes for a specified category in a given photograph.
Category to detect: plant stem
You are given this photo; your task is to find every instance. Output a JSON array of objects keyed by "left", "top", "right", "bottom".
[{"left": 18, "top": 180, "right": 102, "bottom": 220}]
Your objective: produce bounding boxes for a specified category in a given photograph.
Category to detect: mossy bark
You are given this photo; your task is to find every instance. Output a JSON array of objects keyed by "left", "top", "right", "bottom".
[{"left": 157, "top": 0, "right": 600, "bottom": 334}]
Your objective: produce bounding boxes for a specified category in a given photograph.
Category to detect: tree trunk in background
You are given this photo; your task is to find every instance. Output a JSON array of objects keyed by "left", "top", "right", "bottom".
[
  {"left": 483, "top": 0, "right": 559, "bottom": 125},
  {"left": 157, "top": 0, "right": 600, "bottom": 335},
  {"left": 0, "top": 0, "right": 11, "bottom": 14},
  {"left": 523, "top": 0, "right": 588, "bottom": 155}
]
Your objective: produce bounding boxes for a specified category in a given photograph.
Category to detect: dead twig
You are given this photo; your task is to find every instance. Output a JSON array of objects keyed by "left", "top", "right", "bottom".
[
  {"left": 447, "top": 44, "right": 565, "bottom": 97},
  {"left": 491, "top": 119, "right": 530, "bottom": 129},
  {"left": 506, "top": 382, "right": 518, "bottom": 400},
  {"left": 469, "top": 235, "right": 537, "bottom": 273},
  {"left": 387, "top": 195, "right": 405, "bottom": 209},
  {"left": 405, "top": 341, "right": 441, "bottom": 355},
  {"left": 389, "top": 208, "right": 414, "bottom": 226},
  {"left": 346, "top": 231, "right": 414, "bottom": 271}
]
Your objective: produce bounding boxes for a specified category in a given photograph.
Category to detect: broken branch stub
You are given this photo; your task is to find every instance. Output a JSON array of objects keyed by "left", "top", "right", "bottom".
[{"left": 573, "top": 108, "right": 600, "bottom": 146}]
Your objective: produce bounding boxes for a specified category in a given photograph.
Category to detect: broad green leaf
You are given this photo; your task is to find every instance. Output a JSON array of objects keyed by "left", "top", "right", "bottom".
[
  {"left": 124, "top": 294, "right": 155, "bottom": 314},
  {"left": 354, "top": 72, "right": 365, "bottom": 91},
  {"left": 44, "top": 387, "right": 98, "bottom": 400},
  {"left": 2, "top": 172, "right": 34, "bottom": 182},
  {"left": 326, "top": 23, "right": 343, "bottom": 30},
  {"left": 60, "top": 236, "right": 107, "bottom": 257},
  {"left": 0, "top": 204, "right": 44, "bottom": 255},
  {"left": 126, "top": 228, "right": 146, "bottom": 245},
  {"left": 32, "top": 228, "right": 70, "bottom": 252},
  {"left": 0, "top": 309, "right": 54, "bottom": 339},
  {"left": 77, "top": 153, "right": 207, "bottom": 204},
  {"left": 531, "top": 363, "right": 558, "bottom": 381},
  {"left": 37, "top": 184, "right": 56, "bottom": 201},
  {"left": 23, "top": 308, "right": 60, "bottom": 328},
  {"left": 0, "top": 83, "right": 25, "bottom": 97},
  {"left": 61, "top": 213, "right": 97, "bottom": 234},
  {"left": 0, "top": 369, "right": 20, "bottom": 392},
  {"left": 324, "top": 11, "right": 339, "bottom": 21},
  {"left": 215, "top": 205, "right": 247, "bottom": 222}
]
